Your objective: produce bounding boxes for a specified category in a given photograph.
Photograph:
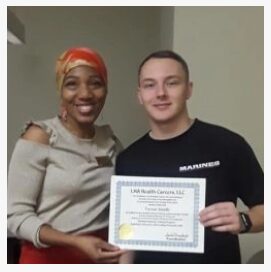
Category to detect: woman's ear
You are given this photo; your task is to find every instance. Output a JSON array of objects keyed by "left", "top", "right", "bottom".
[{"left": 59, "top": 102, "right": 67, "bottom": 122}]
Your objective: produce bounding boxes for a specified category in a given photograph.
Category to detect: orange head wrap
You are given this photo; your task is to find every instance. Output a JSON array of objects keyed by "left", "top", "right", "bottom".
[{"left": 55, "top": 47, "right": 108, "bottom": 92}]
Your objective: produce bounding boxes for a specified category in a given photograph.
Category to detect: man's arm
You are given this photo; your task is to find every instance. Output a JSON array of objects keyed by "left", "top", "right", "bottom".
[
  {"left": 248, "top": 204, "right": 264, "bottom": 232},
  {"left": 199, "top": 202, "right": 264, "bottom": 234}
]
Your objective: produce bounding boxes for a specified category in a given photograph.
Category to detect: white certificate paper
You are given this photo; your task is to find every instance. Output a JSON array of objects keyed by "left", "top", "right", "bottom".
[{"left": 109, "top": 175, "right": 206, "bottom": 253}]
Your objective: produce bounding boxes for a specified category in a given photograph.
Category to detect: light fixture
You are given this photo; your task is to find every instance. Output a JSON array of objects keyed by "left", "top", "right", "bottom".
[{"left": 7, "top": 8, "right": 25, "bottom": 45}]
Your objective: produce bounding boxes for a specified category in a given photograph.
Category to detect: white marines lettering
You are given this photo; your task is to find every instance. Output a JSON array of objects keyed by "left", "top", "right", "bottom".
[{"left": 179, "top": 160, "right": 220, "bottom": 172}]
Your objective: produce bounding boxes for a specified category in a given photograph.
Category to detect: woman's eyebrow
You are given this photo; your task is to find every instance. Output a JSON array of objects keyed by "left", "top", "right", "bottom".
[{"left": 64, "top": 75, "right": 77, "bottom": 80}]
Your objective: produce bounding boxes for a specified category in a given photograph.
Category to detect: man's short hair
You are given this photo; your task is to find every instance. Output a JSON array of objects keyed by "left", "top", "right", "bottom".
[{"left": 138, "top": 50, "right": 190, "bottom": 83}]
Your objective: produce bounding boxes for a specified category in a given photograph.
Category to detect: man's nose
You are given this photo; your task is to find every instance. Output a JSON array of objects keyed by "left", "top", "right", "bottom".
[{"left": 156, "top": 83, "right": 167, "bottom": 97}]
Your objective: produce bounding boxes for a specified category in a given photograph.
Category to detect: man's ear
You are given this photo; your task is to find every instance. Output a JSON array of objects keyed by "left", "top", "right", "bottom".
[
  {"left": 186, "top": 82, "right": 193, "bottom": 100},
  {"left": 137, "top": 87, "right": 143, "bottom": 105}
]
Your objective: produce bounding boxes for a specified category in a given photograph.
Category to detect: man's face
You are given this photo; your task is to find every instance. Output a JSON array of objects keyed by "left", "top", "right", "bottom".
[{"left": 138, "top": 58, "right": 192, "bottom": 125}]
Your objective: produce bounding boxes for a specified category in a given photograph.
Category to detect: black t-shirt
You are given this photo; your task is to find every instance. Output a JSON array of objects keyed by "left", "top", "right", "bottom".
[{"left": 116, "top": 119, "right": 263, "bottom": 264}]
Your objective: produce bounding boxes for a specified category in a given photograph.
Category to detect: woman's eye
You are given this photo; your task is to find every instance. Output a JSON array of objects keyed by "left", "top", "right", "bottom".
[
  {"left": 64, "top": 81, "right": 77, "bottom": 89},
  {"left": 89, "top": 80, "right": 102, "bottom": 87},
  {"left": 87, "top": 77, "right": 103, "bottom": 89}
]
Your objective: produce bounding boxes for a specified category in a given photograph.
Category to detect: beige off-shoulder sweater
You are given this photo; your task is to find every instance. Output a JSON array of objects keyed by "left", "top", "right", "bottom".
[{"left": 7, "top": 116, "right": 122, "bottom": 247}]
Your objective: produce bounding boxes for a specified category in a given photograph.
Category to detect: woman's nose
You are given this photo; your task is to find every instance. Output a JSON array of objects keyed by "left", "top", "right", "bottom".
[{"left": 78, "top": 84, "right": 94, "bottom": 98}]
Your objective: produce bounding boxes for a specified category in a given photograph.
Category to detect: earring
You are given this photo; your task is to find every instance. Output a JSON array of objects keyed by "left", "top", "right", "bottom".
[{"left": 60, "top": 106, "right": 67, "bottom": 122}]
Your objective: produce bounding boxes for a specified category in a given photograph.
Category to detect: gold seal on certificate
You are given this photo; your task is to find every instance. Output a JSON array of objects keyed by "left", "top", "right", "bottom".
[{"left": 119, "top": 223, "right": 134, "bottom": 240}]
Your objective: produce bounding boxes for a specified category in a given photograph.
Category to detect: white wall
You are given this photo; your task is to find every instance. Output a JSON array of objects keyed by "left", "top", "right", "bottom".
[
  {"left": 159, "top": 6, "right": 174, "bottom": 50},
  {"left": 173, "top": 6, "right": 264, "bottom": 263}
]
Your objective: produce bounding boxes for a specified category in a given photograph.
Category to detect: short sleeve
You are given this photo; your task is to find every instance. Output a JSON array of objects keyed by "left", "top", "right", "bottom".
[
  {"left": 21, "top": 119, "right": 58, "bottom": 146},
  {"left": 234, "top": 137, "right": 264, "bottom": 207}
]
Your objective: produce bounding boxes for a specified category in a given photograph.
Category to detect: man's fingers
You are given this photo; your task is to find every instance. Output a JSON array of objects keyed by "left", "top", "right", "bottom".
[
  {"left": 200, "top": 209, "right": 232, "bottom": 223},
  {"left": 200, "top": 202, "right": 235, "bottom": 216},
  {"left": 211, "top": 224, "right": 238, "bottom": 233},
  {"left": 201, "top": 216, "right": 233, "bottom": 227},
  {"left": 199, "top": 202, "right": 238, "bottom": 224}
]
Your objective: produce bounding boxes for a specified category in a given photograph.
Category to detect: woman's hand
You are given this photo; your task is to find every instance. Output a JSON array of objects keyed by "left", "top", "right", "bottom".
[
  {"left": 199, "top": 202, "right": 241, "bottom": 234},
  {"left": 39, "top": 225, "right": 124, "bottom": 263},
  {"left": 73, "top": 235, "right": 124, "bottom": 263},
  {"left": 119, "top": 250, "right": 135, "bottom": 264}
]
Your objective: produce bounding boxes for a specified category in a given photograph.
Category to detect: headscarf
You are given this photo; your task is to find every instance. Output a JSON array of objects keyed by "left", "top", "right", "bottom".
[{"left": 55, "top": 47, "right": 108, "bottom": 92}]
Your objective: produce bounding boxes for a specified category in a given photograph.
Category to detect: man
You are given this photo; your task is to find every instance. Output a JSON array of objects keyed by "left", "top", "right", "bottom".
[{"left": 116, "top": 50, "right": 264, "bottom": 264}]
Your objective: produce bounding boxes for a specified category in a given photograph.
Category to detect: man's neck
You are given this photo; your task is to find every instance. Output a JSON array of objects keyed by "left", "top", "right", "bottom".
[{"left": 149, "top": 116, "right": 194, "bottom": 140}]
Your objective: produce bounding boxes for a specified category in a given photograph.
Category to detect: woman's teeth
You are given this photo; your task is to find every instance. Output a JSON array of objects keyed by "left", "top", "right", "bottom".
[{"left": 75, "top": 104, "right": 93, "bottom": 113}]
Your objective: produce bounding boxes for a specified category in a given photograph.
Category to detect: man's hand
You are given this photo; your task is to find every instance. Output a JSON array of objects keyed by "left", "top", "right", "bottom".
[{"left": 199, "top": 202, "right": 241, "bottom": 234}]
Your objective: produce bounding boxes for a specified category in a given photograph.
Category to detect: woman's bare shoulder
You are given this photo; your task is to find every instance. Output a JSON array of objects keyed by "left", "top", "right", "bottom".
[{"left": 21, "top": 125, "right": 50, "bottom": 145}]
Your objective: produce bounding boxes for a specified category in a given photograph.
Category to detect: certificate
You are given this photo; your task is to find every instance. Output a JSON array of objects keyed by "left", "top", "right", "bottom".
[{"left": 109, "top": 175, "right": 206, "bottom": 253}]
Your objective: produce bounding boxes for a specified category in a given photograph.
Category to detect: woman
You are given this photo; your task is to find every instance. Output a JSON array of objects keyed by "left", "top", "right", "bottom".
[{"left": 7, "top": 47, "right": 124, "bottom": 264}]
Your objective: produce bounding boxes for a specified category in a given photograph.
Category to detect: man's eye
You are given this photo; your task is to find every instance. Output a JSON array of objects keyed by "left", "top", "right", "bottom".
[
  {"left": 167, "top": 81, "right": 179, "bottom": 86},
  {"left": 143, "top": 83, "right": 155, "bottom": 89}
]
